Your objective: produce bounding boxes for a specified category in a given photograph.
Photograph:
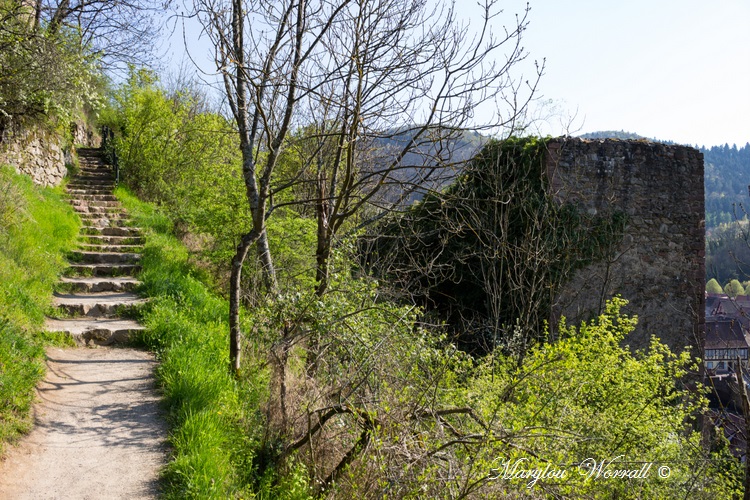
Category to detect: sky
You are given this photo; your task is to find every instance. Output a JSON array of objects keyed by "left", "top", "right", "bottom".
[
  {"left": 162, "top": 0, "right": 750, "bottom": 148},
  {"left": 518, "top": 0, "right": 750, "bottom": 147}
]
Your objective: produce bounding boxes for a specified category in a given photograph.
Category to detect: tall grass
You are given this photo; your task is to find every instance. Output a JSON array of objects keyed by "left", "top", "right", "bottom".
[
  {"left": 0, "top": 166, "right": 79, "bottom": 453},
  {"left": 115, "top": 186, "right": 284, "bottom": 498}
]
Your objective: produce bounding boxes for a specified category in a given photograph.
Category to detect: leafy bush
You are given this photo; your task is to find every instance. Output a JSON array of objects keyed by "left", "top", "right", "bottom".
[
  {"left": 724, "top": 278, "right": 746, "bottom": 297},
  {"left": 706, "top": 278, "right": 723, "bottom": 294},
  {"left": 0, "top": 0, "right": 103, "bottom": 130},
  {"left": 102, "top": 70, "right": 251, "bottom": 276},
  {"left": 234, "top": 270, "right": 739, "bottom": 498},
  {"left": 457, "top": 298, "right": 740, "bottom": 498}
]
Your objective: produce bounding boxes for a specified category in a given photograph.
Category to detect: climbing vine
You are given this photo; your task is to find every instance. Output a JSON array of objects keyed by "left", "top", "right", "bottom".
[{"left": 366, "top": 136, "right": 627, "bottom": 357}]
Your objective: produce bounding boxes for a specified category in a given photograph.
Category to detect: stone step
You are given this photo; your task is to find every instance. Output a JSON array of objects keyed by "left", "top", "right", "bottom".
[
  {"left": 72, "top": 200, "right": 121, "bottom": 208},
  {"left": 77, "top": 154, "right": 105, "bottom": 161},
  {"left": 76, "top": 168, "right": 109, "bottom": 174},
  {"left": 82, "top": 235, "right": 145, "bottom": 246},
  {"left": 77, "top": 165, "right": 107, "bottom": 171},
  {"left": 71, "top": 177, "right": 115, "bottom": 185},
  {"left": 73, "top": 171, "right": 112, "bottom": 179},
  {"left": 81, "top": 226, "right": 141, "bottom": 237},
  {"left": 70, "top": 171, "right": 111, "bottom": 178},
  {"left": 44, "top": 317, "right": 145, "bottom": 346},
  {"left": 78, "top": 217, "right": 132, "bottom": 228},
  {"left": 69, "top": 251, "right": 141, "bottom": 264},
  {"left": 67, "top": 184, "right": 115, "bottom": 191},
  {"left": 78, "top": 212, "right": 130, "bottom": 221},
  {"left": 67, "top": 180, "right": 115, "bottom": 187},
  {"left": 58, "top": 276, "right": 141, "bottom": 293},
  {"left": 78, "top": 156, "right": 106, "bottom": 163},
  {"left": 74, "top": 205, "right": 121, "bottom": 214},
  {"left": 52, "top": 292, "right": 147, "bottom": 318},
  {"left": 69, "top": 194, "right": 118, "bottom": 202},
  {"left": 78, "top": 212, "right": 129, "bottom": 220},
  {"left": 65, "top": 263, "right": 141, "bottom": 277},
  {"left": 69, "top": 179, "right": 112, "bottom": 187},
  {"left": 70, "top": 175, "right": 115, "bottom": 182},
  {"left": 79, "top": 244, "right": 144, "bottom": 253},
  {"left": 67, "top": 188, "right": 113, "bottom": 195},
  {"left": 77, "top": 147, "right": 104, "bottom": 155}
]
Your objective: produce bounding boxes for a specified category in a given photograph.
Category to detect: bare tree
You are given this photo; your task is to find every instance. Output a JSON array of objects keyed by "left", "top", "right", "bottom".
[
  {"left": 41, "top": 0, "right": 160, "bottom": 70},
  {"left": 191, "top": 0, "right": 540, "bottom": 372},
  {"left": 278, "top": 0, "right": 539, "bottom": 299}
]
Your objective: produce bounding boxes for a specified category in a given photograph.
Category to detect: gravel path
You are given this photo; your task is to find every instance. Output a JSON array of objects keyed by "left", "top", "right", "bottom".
[{"left": 0, "top": 346, "right": 167, "bottom": 499}]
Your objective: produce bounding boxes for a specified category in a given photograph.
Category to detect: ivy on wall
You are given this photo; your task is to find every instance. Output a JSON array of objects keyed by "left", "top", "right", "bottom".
[{"left": 366, "top": 137, "right": 627, "bottom": 357}]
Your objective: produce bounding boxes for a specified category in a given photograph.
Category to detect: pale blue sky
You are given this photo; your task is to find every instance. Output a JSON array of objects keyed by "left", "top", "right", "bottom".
[
  {"left": 163, "top": 0, "right": 750, "bottom": 148},
  {"left": 519, "top": 0, "right": 750, "bottom": 147}
]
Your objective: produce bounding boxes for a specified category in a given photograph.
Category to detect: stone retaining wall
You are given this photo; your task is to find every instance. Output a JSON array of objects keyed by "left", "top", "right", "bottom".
[{"left": 0, "top": 120, "right": 101, "bottom": 187}]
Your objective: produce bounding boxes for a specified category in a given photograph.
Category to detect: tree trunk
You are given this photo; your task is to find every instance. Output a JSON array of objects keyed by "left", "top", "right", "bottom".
[
  {"left": 257, "top": 228, "right": 278, "bottom": 294},
  {"left": 315, "top": 167, "right": 331, "bottom": 297},
  {"left": 229, "top": 231, "right": 260, "bottom": 375},
  {"left": 315, "top": 243, "right": 331, "bottom": 298},
  {"left": 48, "top": 0, "right": 70, "bottom": 34}
]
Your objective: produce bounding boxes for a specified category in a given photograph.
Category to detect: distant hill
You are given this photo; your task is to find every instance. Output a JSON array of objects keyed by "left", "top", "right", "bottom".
[
  {"left": 578, "top": 130, "right": 647, "bottom": 141},
  {"left": 370, "top": 129, "right": 488, "bottom": 203},
  {"left": 703, "top": 143, "right": 750, "bottom": 231}
]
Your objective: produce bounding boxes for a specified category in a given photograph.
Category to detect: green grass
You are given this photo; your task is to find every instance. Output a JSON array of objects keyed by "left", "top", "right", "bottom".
[
  {"left": 115, "top": 186, "right": 273, "bottom": 499},
  {"left": 0, "top": 165, "right": 80, "bottom": 454}
]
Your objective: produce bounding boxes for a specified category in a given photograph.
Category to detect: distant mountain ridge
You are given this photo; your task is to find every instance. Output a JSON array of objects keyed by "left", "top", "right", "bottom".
[{"left": 578, "top": 130, "right": 647, "bottom": 141}]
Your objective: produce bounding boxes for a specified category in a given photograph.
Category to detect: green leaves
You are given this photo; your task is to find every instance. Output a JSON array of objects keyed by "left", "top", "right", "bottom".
[
  {"left": 456, "top": 298, "right": 732, "bottom": 498},
  {"left": 104, "top": 70, "right": 254, "bottom": 277},
  {"left": 0, "top": 3, "right": 103, "bottom": 128},
  {"left": 706, "top": 278, "right": 723, "bottom": 294},
  {"left": 724, "top": 278, "right": 746, "bottom": 297}
]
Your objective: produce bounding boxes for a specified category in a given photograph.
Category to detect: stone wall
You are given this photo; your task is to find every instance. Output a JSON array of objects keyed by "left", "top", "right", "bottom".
[
  {"left": 0, "top": 120, "right": 100, "bottom": 187},
  {"left": 547, "top": 137, "right": 705, "bottom": 356}
]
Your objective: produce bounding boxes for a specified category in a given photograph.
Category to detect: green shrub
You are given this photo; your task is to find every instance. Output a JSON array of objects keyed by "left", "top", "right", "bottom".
[
  {"left": 0, "top": 1, "right": 104, "bottom": 130},
  {"left": 706, "top": 278, "right": 723, "bottom": 294},
  {"left": 724, "top": 278, "right": 745, "bottom": 297},
  {"left": 103, "top": 69, "right": 250, "bottom": 278}
]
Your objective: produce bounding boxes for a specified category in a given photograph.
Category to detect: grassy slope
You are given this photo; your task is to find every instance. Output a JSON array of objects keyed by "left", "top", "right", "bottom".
[
  {"left": 0, "top": 166, "right": 79, "bottom": 454},
  {"left": 0, "top": 168, "right": 278, "bottom": 496},
  {"left": 115, "top": 187, "right": 303, "bottom": 499}
]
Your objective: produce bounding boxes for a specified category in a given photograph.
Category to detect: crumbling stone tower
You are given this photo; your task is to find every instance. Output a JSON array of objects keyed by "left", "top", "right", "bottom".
[{"left": 547, "top": 137, "right": 705, "bottom": 357}]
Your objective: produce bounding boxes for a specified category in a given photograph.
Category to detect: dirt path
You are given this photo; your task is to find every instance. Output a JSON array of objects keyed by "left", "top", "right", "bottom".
[{"left": 0, "top": 346, "right": 167, "bottom": 499}]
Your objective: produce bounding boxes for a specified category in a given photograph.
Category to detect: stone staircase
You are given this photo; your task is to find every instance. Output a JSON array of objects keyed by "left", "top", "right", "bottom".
[{"left": 45, "top": 148, "right": 146, "bottom": 345}]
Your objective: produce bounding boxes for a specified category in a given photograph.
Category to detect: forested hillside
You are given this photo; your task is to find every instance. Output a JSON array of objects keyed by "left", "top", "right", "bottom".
[
  {"left": 703, "top": 143, "right": 750, "bottom": 284},
  {"left": 704, "top": 143, "right": 750, "bottom": 230}
]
